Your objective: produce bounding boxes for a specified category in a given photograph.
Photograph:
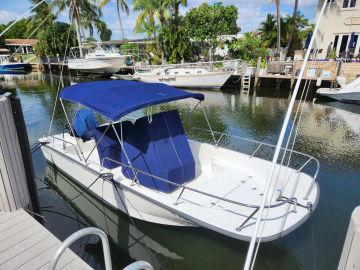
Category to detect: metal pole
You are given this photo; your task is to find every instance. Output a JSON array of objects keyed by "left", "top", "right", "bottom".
[
  {"left": 243, "top": 1, "right": 329, "bottom": 269},
  {"left": 49, "top": 227, "right": 112, "bottom": 270},
  {"left": 59, "top": 99, "right": 87, "bottom": 163},
  {"left": 0, "top": 0, "right": 46, "bottom": 38}
]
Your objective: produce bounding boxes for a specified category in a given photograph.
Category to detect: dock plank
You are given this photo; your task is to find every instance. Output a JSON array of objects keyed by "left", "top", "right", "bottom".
[{"left": 0, "top": 209, "right": 93, "bottom": 270}]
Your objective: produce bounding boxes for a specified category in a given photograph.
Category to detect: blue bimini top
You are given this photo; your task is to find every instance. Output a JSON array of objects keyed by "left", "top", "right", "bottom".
[{"left": 60, "top": 80, "right": 204, "bottom": 121}]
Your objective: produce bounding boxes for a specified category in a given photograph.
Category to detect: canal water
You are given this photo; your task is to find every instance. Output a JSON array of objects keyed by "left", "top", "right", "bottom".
[{"left": 1, "top": 73, "right": 360, "bottom": 270}]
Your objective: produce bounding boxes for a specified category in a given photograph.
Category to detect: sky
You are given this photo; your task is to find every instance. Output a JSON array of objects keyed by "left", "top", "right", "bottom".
[{"left": 0, "top": 0, "right": 319, "bottom": 40}]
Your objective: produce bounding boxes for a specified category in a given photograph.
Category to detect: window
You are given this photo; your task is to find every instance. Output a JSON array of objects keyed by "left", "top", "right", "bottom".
[
  {"left": 349, "top": 34, "right": 358, "bottom": 49},
  {"left": 334, "top": 35, "right": 339, "bottom": 49},
  {"left": 340, "top": 35, "right": 349, "bottom": 53},
  {"left": 343, "top": 0, "right": 356, "bottom": 7}
]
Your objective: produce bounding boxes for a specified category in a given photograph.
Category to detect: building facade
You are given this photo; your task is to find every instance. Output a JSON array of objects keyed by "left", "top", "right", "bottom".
[
  {"left": 314, "top": 0, "right": 360, "bottom": 59},
  {"left": 5, "top": 39, "right": 38, "bottom": 54}
]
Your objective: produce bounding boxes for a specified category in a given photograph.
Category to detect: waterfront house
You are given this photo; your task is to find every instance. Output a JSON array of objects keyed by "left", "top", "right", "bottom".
[
  {"left": 314, "top": 0, "right": 360, "bottom": 59},
  {"left": 5, "top": 39, "right": 38, "bottom": 54}
]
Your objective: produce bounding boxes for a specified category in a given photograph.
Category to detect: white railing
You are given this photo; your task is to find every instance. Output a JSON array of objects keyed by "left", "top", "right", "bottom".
[
  {"left": 49, "top": 227, "right": 153, "bottom": 270},
  {"left": 49, "top": 227, "right": 112, "bottom": 270},
  {"left": 134, "top": 59, "right": 246, "bottom": 74}
]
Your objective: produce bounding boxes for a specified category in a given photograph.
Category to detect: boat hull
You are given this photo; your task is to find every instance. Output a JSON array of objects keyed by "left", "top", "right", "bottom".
[
  {"left": 135, "top": 71, "right": 232, "bottom": 89},
  {"left": 68, "top": 57, "right": 126, "bottom": 74},
  {"left": 0, "top": 63, "right": 30, "bottom": 74},
  {"left": 41, "top": 144, "right": 194, "bottom": 227},
  {"left": 317, "top": 88, "right": 360, "bottom": 104}
]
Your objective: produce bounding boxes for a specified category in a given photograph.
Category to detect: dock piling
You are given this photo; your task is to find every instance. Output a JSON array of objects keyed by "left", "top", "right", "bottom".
[{"left": 0, "top": 93, "right": 39, "bottom": 212}]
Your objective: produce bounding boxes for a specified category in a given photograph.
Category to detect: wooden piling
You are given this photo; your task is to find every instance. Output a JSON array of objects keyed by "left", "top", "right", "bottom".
[
  {"left": 254, "top": 57, "right": 262, "bottom": 87},
  {"left": 0, "top": 93, "right": 38, "bottom": 212}
]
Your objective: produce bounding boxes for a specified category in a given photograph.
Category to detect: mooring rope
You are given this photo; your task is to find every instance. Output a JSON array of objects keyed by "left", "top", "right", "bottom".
[
  {"left": 48, "top": 2, "right": 74, "bottom": 136},
  {"left": 110, "top": 178, "right": 162, "bottom": 270},
  {"left": 40, "top": 173, "right": 112, "bottom": 209}
]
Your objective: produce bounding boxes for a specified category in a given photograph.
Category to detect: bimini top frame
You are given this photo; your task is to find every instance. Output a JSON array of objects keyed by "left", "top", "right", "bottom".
[{"left": 59, "top": 80, "right": 204, "bottom": 121}]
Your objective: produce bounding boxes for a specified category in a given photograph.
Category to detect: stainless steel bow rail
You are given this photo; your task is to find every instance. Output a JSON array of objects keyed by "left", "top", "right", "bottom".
[{"left": 99, "top": 156, "right": 313, "bottom": 231}]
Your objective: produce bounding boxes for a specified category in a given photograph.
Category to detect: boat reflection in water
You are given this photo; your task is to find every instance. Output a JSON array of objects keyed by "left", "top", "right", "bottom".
[{"left": 44, "top": 163, "right": 301, "bottom": 270}]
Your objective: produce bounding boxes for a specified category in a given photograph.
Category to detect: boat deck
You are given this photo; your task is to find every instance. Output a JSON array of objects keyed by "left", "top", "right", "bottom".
[{"left": 0, "top": 209, "right": 92, "bottom": 270}]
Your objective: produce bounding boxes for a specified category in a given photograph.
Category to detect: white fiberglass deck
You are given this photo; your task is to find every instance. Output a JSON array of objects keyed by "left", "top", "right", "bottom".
[{"left": 41, "top": 133, "right": 319, "bottom": 241}]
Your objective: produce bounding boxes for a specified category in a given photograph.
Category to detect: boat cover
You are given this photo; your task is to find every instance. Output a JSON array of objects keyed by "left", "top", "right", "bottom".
[
  {"left": 59, "top": 80, "right": 204, "bottom": 121},
  {"left": 73, "top": 109, "right": 98, "bottom": 140},
  {"left": 93, "top": 121, "right": 133, "bottom": 169},
  {"left": 121, "top": 110, "right": 195, "bottom": 193}
]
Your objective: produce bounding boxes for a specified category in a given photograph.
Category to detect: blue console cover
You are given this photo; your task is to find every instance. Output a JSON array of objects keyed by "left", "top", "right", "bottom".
[
  {"left": 93, "top": 121, "right": 133, "bottom": 169},
  {"left": 121, "top": 110, "right": 195, "bottom": 193}
]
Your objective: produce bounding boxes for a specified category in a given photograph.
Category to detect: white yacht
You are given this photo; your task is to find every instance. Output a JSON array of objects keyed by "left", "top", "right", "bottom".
[
  {"left": 68, "top": 45, "right": 131, "bottom": 74},
  {"left": 40, "top": 80, "right": 319, "bottom": 242},
  {"left": 133, "top": 67, "right": 233, "bottom": 89},
  {"left": 317, "top": 76, "right": 360, "bottom": 104}
]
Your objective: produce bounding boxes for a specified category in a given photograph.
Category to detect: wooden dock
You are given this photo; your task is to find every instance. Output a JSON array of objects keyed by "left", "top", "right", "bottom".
[{"left": 0, "top": 209, "right": 92, "bottom": 270}]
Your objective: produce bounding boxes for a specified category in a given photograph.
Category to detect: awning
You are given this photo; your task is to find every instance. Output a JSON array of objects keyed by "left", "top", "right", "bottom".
[{"left": 60, "top": 80, "right": 204, "bottom": 121}]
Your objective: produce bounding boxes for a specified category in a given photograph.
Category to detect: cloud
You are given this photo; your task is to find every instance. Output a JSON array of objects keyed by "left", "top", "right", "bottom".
[{"left": 0, "top": 10, "right": 23, "bottom": 24}]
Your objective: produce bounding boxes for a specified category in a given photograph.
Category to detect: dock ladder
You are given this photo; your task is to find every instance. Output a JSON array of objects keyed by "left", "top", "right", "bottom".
[{"left": 241, "top": 75, "right": 251, "bottom": 91}]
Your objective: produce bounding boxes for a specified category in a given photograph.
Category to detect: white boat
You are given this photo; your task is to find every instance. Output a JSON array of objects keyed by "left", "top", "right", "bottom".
[
  {"left": 316, "top": 76, "right": 360, "bottom": 104},
  {"left": 40, "top": 80, "right": 319, "bottom": 242},
  {"left": 0, "top": 55, "right": 30, "bottom": 74},
  {"left": 68, "top": 45, "right": 130, "bottom": 74},
  {"left": 111, "top": 73, "right": 136, "bottom": 81},
  {"left": 134, "top": 67, "right": 233, "bottom": 89}
]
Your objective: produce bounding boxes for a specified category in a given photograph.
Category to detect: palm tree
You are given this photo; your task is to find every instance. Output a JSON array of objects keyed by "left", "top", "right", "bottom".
[
  {"left": 53, "top": 0, "right": 112, "bottom": 45},
  {"left": 284, "top": 0, "right": 298, "bottom": 57},
  {"left": 133, "top": 0, "right": 157, "bottom": 38},
  {"left": 259, "top": 14, "right": 277, "bottom": 48},
  {"left": 99, "top": 0, "right": 129, "bottom": 40},
  {"left": 171, "top": 0, "right": 187, "bottom": 20},
  {"left": 271, "top": 0, "right": 281, "bottom": 56}
]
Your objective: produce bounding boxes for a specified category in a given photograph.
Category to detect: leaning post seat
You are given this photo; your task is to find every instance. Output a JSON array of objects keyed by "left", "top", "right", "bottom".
[
  {"left": 121, "top": 110, "right": 195, "bottom": 193},
  {"left": 72, "top": 109, "right": 99, "bottom": 141},
  {"left": 93, "top": 121, "right": 133, "bottom": 169}
]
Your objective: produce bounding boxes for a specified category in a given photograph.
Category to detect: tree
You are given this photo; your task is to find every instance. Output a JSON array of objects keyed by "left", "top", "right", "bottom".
[
  {"left": 99, "top": 0, "right": 129, "bottom": 40},
  {"left": 272, "top": 0, "right": 281, "bottom": 55},
  {"left": 53, "top": 0, "right": 112, "bottom": 46},
  {"left": 29, "top": 0, "right": 56, "bottom": 31},
  {"left": 35, "top": 22, "right": 77, "bottom": 57},
  {"left": 259, "top": 14, "right": 277, "bottom": 48},
  {"left": 0, "top": 24, "right": 5, "bottom": 48},
  {"left": 284, "top": 0, "right": 298, "bottom": 57},
  {"left": 229, "top": 32, "right": 269, "bottom": 66},
  {"left": 158, "top": 16, "right": 194, "bottom": 63},
  {"left": 258, "top": 12, "right": 309, "bottom": 56},
  {"left": 170, "top": 0, "right": 187, "bottom": 20},
  {"left": 282, "top": 12, "right": 309, "bottom": 55},
  {"left": 133, "top": 0, "right": 157, "bottom": 38},
  {"left": 184, "top": 3, "right": 239, "bottom": 59},
  {"left": 2, "top": 19, "right": 31, "bottom": 39}
]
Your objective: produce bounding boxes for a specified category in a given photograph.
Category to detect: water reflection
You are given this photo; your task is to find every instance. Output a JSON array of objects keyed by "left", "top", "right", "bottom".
[{"left": 2, "top": 73, "right": 360, "bottom": 269}]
